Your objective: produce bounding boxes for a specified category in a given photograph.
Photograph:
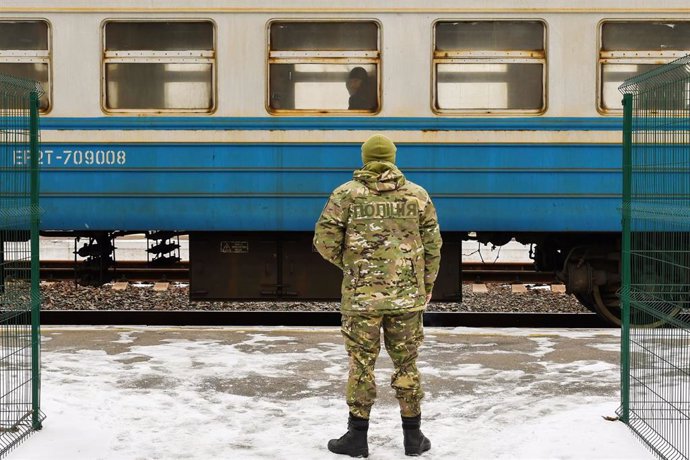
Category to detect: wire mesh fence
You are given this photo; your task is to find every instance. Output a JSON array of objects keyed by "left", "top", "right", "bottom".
[
  {"left": 619, "top": 56, "right": 690, "bottom": 460},
  {"left": 0, "top": 73, "right": 44, "bottom": 457}
]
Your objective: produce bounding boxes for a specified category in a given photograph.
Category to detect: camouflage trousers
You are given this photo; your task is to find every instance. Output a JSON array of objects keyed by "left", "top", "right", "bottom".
[{"left": 341, "top": 310, "right": 424, "bottom": 419}]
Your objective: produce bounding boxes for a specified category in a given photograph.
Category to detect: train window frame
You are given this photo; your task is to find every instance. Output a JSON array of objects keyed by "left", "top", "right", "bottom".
[
  {"left": 101, "top": 19, "right": 217, "bottom": 114},
  {"left": 265, "top": 19, "right": 382, "bottom": 115},
  {"left": 0, "top": 19, "right": 52, "bottom": 113},
  {"left": 597, "top": 19, "right": 690, "bottom": 114},
  {"left": 431, "top": 19, "right": 548, "bottom": 116}
]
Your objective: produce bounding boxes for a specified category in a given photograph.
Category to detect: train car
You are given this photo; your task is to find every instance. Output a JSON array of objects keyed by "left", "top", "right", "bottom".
[{"left": 2, "top": 0, "right": 690, "bottom": 324}]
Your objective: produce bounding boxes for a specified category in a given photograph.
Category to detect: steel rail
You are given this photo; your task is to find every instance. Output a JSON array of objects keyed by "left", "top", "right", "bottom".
[
  {"left": 40, "top": 260, "right": 189, "bottom": 281},
  {"left": 36, "top": 310, "right": 616, "bottom": 328},
  {"left": 41, "top": 260, "right": 555, "bottom": 284}
]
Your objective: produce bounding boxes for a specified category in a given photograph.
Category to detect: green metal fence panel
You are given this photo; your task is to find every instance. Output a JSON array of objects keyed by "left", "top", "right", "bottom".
[
  {"left": 0, "top": 73, "right": 44, "bottom": 457},
  {"left": 619, "top": 56, "right": 690, "bottom": 460}
]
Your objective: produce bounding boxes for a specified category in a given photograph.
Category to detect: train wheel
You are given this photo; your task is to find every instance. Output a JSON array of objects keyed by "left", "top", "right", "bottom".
[
  {"left": 591, "top": 285, "right": 623, "bottom": 327},
  {"left": 573, "top": 289, "right": 628, "bottom": 327},
  {"left": 574, "top": 293, "right": 597, "bottom": 313},
  {"left": 576, "top": 284, "right": 682, "bottom": 328}
]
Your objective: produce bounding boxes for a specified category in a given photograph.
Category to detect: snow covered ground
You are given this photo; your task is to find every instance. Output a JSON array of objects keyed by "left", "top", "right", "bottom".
[{"left": 12, "top": 327, "right": 652, "bottom": 460}]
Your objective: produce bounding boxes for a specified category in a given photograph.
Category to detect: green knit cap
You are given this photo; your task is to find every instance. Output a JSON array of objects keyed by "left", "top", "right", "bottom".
[{"left": 361, "top": 134, "right": 396, "bottom": 165}]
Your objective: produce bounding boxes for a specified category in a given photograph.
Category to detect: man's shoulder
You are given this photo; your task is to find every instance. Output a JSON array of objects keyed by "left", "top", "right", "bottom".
[
  {"left": 331, "top": 180, "right": 365, "bottom": 198},
  {"left": 401, "top": 179, "right": 431, "bottom": 199},
  {"left": 333, "top": 180, "right": 364, "bottom": 193}
]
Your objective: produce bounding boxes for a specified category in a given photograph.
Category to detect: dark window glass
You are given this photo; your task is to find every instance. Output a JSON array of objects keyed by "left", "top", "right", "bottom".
[
  {"left": 602, "top": 22, "right": 690, "bottom": 51},
  {"left": 436, "top": 21, "right": 543, "bottom": 51},
  {"left": 270, "top": 22, "right": 378, "bottom": 51},
  {"left": 0, "top": 21, "right": 48, "bottom": 50},
  {"left": 106, "top": 22, "right": 213, "bottom": 51}
]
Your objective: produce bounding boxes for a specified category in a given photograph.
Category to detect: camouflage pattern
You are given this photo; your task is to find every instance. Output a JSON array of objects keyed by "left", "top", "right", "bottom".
[
  {"left": 313, "top": 161, "right": 442, "bottom": 314},
  {"left": 315, "top": 158, "right": 438, "bottom": 419},
  {"left": 341, "top": 311, "right": 425, "bottom": 419}
]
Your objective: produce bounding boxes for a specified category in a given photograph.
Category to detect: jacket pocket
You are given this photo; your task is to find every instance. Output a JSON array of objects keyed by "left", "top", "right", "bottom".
[
  {"left": 343, "top": 265, "right": 362, "bottom": 296},
  {"left": 412, "top": 254, "right": 425, "bottom": 294},
  {"left": 396, "top": 256, "right": 419, "bottom": 291}
]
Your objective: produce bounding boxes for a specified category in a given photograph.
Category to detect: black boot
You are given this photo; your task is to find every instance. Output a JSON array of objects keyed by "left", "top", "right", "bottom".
[
  {"left": 402, "top": 415, "right": 431, "bottom": 456},
  {"left": 327, "top": 413, "right": 369, "bottom": 458}
]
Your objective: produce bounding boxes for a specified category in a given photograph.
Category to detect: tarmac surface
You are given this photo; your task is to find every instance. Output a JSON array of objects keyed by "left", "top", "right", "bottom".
[
  {"left": 40, "top": 326, "right": 620, "bottom": 400},
  {"left": 14, "top": 326, "right": 653, "bottom": 459}
]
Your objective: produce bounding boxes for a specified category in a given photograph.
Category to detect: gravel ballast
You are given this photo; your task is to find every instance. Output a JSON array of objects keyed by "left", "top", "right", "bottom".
[{"left": 41, "top": 281, "right": 590, "bottom": 314}]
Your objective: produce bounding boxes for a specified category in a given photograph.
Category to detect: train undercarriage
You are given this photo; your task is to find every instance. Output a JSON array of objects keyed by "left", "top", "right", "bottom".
[
  {"left": 39, "top": 230, "right": 632, "bottom": 326},
  {"left": 480, "top": 232, "right": 623, "bottom": 326}
]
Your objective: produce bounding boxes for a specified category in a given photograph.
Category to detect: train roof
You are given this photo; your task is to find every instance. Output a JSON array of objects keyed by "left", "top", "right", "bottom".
[{"left": 2, "top": 0, "right": 690, "bottom": 13}]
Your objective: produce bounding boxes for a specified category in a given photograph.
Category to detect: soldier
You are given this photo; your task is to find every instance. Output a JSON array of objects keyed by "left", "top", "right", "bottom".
[{"left": 314, "top": 134, "right": 442, "bottom": 457}]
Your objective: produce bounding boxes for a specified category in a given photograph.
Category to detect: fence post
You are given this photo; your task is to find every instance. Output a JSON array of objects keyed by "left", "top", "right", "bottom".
[
  {"left": 620, "top": 93, "right": 632, "bottom": 425},
  {"left": 29, "top": 90, "right": 42, "bottom": 431}
]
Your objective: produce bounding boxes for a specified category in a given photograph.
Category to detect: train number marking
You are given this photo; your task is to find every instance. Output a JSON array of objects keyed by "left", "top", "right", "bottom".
[{"left": 13, "top": 149, "right": 127, "bottom": 166}]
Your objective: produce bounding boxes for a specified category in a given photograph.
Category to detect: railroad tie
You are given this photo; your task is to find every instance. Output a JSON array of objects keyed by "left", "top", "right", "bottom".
[
  {"left": 153, "top": 282, "right": 170, "bottom": 292},
  {"left": 472, "top": 283, "right": 489, "bottom": 294},
  {"left": 112, "top": 281, "right": 129, "bottom": 291},
  {"left": 511, "top": 284, "right": 528, "bottom": 294},
  {"left": 551, "top": 284, "right": 566, "bottom": 294}
]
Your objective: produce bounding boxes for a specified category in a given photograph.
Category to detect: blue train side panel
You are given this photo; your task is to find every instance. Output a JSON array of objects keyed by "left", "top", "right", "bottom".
[{"left": 33, "top": 143, "right": 621, "bottom": 232}]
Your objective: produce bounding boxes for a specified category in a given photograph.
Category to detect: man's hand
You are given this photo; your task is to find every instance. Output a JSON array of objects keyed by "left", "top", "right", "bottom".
[{"left": 425, "top": 293, "right": 432, "bottom": 306}]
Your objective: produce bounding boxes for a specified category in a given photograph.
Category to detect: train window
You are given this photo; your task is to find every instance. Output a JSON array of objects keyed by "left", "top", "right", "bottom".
[
  {"left": 0, "top": 20, "right": 50, "bottom": 112},
  {"left": 433, "top": 21, "right": 546, "bottom": 113},
  {"left": 268, "top": 21, "right": 380, "bottom": 113},
  {"left": 103, "top": 21, "right": 215, "bottom": 112},
  {"left": 599, "top": 21, "right": 690, "bottom": 112}
]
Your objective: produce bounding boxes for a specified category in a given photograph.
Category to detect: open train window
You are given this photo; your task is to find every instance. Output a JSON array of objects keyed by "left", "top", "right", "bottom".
[
  {"left": 267, "top": 21, "right": 380, "bottom": 114},
  {"left": 0, "top": 20, "right": 51, "bottom": 112},
  {"left": 599, "top": 21, "right": 690, "bottom": 112},
  {"left": 433, "top": 20, "right": 546, "bottom": 114},
  {"left": 102, "top": 20, "right": 215, "bottom": 112}
]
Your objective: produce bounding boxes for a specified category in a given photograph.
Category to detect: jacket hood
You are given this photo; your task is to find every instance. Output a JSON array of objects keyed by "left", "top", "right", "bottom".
[{"left": 353, "top": 161, "right": 406, "bottom": 192}]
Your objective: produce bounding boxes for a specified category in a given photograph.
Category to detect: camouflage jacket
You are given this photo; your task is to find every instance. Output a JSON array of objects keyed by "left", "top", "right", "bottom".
[{"left": 314, "top": 161, "right": 442, "bottom": 314}]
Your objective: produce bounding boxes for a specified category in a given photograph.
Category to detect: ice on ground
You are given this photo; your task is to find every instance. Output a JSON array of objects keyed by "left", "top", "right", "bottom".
[{"left": 13, "top": 327, "right": 652, "bottom": 460}]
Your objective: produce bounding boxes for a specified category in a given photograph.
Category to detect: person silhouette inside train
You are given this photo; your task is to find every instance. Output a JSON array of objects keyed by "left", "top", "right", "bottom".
[{"left": 346, "top": 67, "right": 377, "bottom": 111}]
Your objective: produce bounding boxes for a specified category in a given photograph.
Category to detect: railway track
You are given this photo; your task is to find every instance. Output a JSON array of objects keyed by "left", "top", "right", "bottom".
[
  {"left": 462, "top": 262, "right": 556, "bottom": 284},
  {"left": 41, "top": 260, "right": 557, "bottom": 284},
  {"left": 40, "top": 260, "right": 189, "bottom": 282},
  {"left": 37, "top": 310, "right": 614, "bottom": 328},
  {"left": 37, "top": 261, "right": 587, "bottom": 328}
]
